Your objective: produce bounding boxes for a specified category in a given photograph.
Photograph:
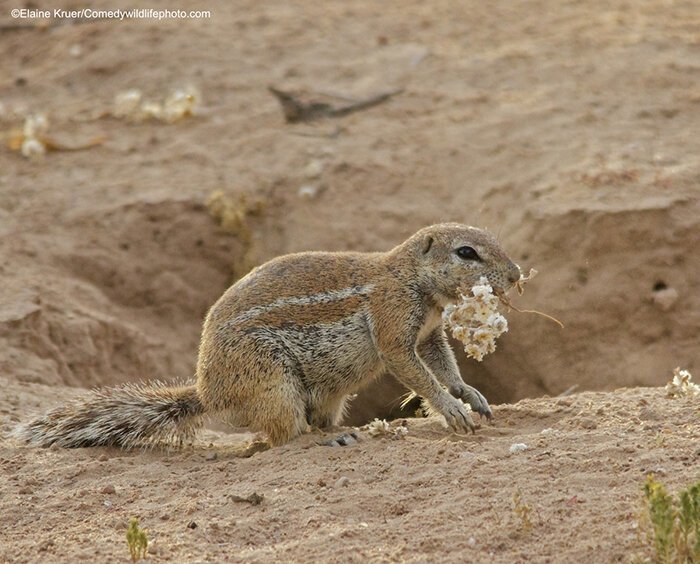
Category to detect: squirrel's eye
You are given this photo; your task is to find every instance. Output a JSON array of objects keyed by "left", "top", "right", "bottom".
[{"left": 456, "top": 246, "right": 480, "bottom": 261}]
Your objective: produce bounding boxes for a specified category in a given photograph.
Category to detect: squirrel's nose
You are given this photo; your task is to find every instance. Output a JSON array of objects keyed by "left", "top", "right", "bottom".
[{"left": 507, "top": 263, "right": 521, "bottom": 285}]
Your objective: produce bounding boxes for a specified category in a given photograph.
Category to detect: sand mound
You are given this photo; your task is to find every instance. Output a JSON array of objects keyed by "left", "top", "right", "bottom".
[{"left": 0, "top": 198, "right": 239, "bottom": 388}]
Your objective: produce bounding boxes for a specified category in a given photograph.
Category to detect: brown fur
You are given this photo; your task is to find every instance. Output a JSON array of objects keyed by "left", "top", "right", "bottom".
[{"left": 15, "top": 223, "right": 519, "bottom": 449}]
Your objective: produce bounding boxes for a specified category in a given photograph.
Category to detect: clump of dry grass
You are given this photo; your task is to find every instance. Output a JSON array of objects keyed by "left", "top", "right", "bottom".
[
  {"left": 364, "top": 418, "right": 408, "bottom": 439},
  {"left": 7, "top": 113, "right": 104, "bottom": 159},
  {"left": 114, "top": 86, "right": 199, "bottom": 123},
  {"left": 206, "top": 191, "right": 267, "bottom": 279},
  {"left": 513, "top": 489, "right": 534, "bottom": 533},
  {"left": 494, "top": 268, "right": 564, "bottom": 328},
  {"left": 665, "top": 368, "right": 700, "bottom": 398}
]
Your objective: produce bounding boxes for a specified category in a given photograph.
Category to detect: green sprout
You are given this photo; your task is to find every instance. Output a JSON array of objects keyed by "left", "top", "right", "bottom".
[
  {"left": 641, "top": 474, "right": 700, "bottom": 563},
  {"left": 126, "top": 517, "right": 148, "bottom": 562},
  {"left": 513, "top": 489, "right": 533, "bottom": 533}
]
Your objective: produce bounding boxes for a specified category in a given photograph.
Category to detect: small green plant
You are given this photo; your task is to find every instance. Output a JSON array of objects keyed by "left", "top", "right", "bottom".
[
  {"left": 641, "top": 474, "right": 700, "bottom": 563},
  {"left": 654, "top": 431, "right": 667, "bottom": 448},
  {"left": 126, "top": 517, "right": 148, "bottom": 562},
  {"left": 513, "top": 489, "right": 533, "bottom": 532}
]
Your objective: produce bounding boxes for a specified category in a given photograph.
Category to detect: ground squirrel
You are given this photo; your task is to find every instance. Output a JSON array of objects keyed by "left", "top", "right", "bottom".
[{"left": 15, "top": 223, "right": 521, "bottom": 449}]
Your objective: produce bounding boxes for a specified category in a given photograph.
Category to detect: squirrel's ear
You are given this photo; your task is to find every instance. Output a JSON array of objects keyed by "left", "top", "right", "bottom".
[{"left": 421, "top": 236, "right": 434, "bottom": 255}]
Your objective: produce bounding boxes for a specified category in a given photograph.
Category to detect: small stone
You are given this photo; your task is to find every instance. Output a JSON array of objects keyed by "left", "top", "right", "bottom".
[
  {"left": 509, "top": 443, "right": 528, "bottom": 454},
  {"left": 334, "top": 476, "right": 350, "bottom": 488},
  {"left": 101, "top": 485, "right": 116, "bottom": 495},
  {"left": 467, "top": 537, "right": 476, "bottom": 547},
  {"left": 639, "top": 407, "right": 660, "bottom": 421},
  {"left": 98, "top": 454, "right": 109, "bottom": 462},
  {"left": 37, "top": 539, "right": 54, "bottom": 552},
  {"left": 317, "top": 478, "right": 327, "bottom": 487},
  {"left": 160, "top": 513, "right": 171, "bottom": 521},
  {"left": 578, "top": 417, "right": 598, "bottom": 430},
  {"left": 205, "top": 452, "right": 218, "bottom": 461},
  {"left": 304, "top": 159, "right": 324, "bottom": 178},
  {"left": 187, "top": 521, "right": 198, "bottom": 530}
]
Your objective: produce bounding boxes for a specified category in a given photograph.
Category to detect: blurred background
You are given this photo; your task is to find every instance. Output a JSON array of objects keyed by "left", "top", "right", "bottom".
[{"left": 0, "top": 0, "right": 698, "bottom": 424}]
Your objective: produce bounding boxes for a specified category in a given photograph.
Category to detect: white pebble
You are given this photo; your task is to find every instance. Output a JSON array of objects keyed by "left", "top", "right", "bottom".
[
  {"left": 334, "top": 476, "right": 350, "bottom": 488},
  {"left": 304, "top": 159, "right": 324, "bottom": 178},
  {"left": 297, "top": 184, "right": 319, "bottom": 199},
  {"left": 651, "top": 287, "right": 678, "bottom": 311},
  {"left": 509, "top": 443, "right": 528, "bottom": 454}
]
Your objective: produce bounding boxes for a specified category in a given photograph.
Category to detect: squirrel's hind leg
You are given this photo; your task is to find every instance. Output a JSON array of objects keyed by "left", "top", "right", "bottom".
[
  {"left": 306, "top": 393, "right": 349, "bottom": 429},
  {"left": 199, "top": 333, "right": 309, "bottom": 447},
  {"left": 248, "top": 365, "right": 309, "bottom": 447}
]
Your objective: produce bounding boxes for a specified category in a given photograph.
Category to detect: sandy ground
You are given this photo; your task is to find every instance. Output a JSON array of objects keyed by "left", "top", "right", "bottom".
[
  {"left": 0, "top": 0, "right": 699, "bottom": 561},
  {"left": 1, "top": 385, "right": 698, "bottom": 563}
]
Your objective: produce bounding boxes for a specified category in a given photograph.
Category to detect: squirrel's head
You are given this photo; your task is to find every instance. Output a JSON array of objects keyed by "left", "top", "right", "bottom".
[{"left": 405, "top": 223, "right": 521, "bottom": 305}]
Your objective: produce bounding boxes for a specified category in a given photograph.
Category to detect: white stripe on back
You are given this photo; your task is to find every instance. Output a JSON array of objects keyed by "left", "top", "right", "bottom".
[{"left": 230, "top": 284, "right": 375, "bottom": 326}]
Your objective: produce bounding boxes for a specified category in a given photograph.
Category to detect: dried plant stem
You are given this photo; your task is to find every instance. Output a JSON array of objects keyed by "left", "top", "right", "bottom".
[{"left": 495, "top": 289, "right": 565, "bottom": 329}]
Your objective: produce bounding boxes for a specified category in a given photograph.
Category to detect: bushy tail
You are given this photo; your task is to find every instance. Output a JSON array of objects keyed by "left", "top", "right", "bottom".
[{"left": 13, "top": 382, "right": 205, "bottom": 449}]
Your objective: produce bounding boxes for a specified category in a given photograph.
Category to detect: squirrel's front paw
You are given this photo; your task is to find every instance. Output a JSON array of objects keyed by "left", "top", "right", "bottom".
[
  {"left": 438, "top": 395, "right": 478, "bottom": 434},
  {"left": 449, "top": 383, "right": 493, "bottom": 420}
]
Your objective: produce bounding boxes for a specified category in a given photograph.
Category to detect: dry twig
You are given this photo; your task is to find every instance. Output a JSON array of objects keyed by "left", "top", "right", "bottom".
[{"left": 268, "top": 86, "right": 403, "bottom": 123}]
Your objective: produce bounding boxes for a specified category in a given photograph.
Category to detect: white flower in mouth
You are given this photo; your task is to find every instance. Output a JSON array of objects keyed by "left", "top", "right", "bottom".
[{"left": 443, "top": 276, "right": 508, "bottom": 362}]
